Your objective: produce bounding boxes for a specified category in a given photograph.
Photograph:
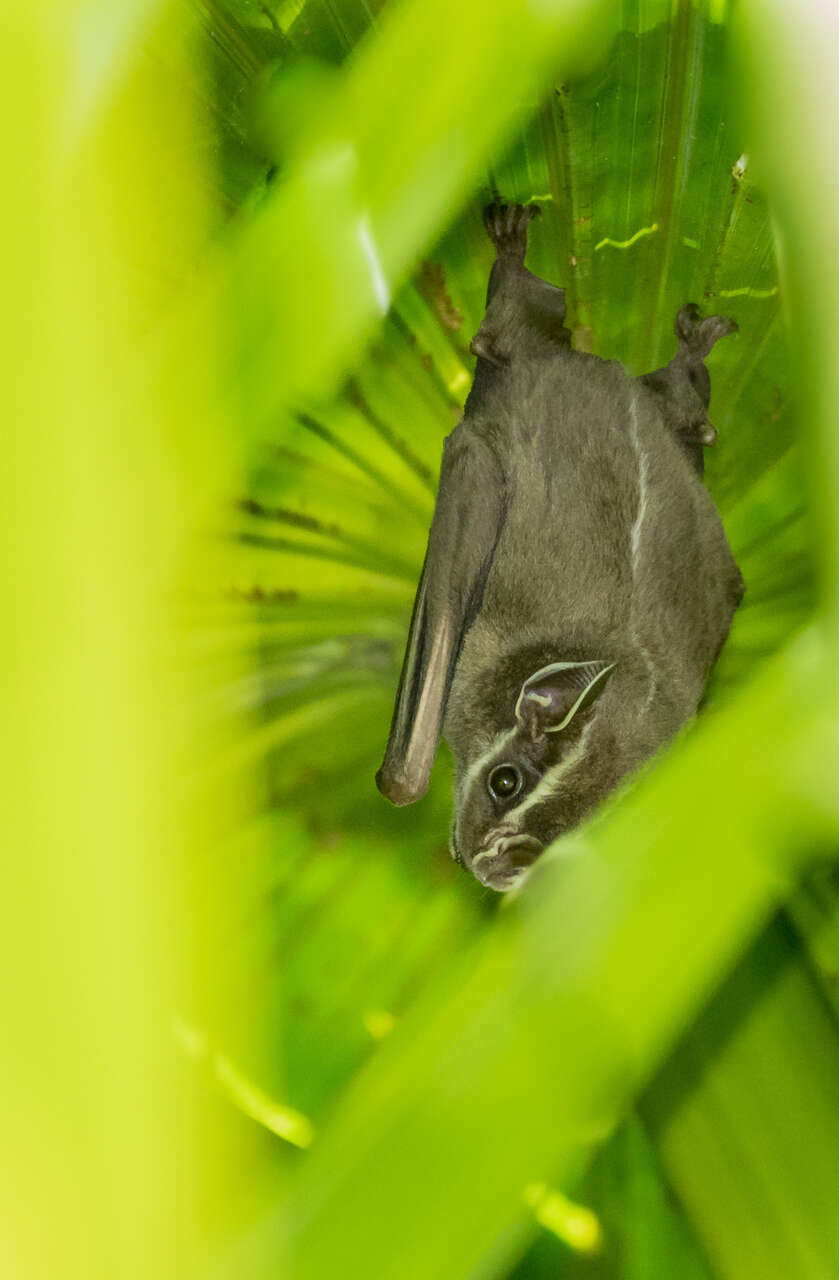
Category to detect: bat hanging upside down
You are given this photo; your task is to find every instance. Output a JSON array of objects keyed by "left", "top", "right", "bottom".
[{"left": 376, "top": 203, "right": 743, "bottom": 892}]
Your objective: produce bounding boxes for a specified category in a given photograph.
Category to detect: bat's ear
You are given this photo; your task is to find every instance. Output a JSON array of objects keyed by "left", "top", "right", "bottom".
[{"left": 515, "top": 660, "right": 614, "bottom": 740}]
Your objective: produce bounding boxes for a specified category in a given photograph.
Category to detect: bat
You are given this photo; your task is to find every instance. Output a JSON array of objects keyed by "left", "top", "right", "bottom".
[{"left": 376, "top": 202, "right": 743, "bottom": 891}]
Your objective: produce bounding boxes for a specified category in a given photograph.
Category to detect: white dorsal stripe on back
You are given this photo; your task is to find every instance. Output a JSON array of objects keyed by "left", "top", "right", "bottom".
[
  {"left": 628, "top": 387, "right": 657, "bottom": 713},
  {"left": 628, "top": 389, "right": 649, "bottom": 574}
]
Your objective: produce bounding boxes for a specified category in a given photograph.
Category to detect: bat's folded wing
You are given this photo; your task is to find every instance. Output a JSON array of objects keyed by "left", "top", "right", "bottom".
[{"left": 376, "top": 427, "right": 505, "bottom": 805}]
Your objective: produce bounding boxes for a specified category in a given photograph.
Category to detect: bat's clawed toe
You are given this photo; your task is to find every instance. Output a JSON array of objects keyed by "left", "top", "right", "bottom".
[
  {"left": 674, "top": 303, "right": 738, "bottom": 358},
  {"left": 483, "top": 201, "right": 540, "bottom": 261}
]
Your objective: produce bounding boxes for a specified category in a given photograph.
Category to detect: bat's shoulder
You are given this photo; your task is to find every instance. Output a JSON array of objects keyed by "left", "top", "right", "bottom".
[
  {"left": 439, "top": 420, "right": 507, "bottom": 489},
  {"left": 443, "top": 418, "right": 495, "bottom": 452}
]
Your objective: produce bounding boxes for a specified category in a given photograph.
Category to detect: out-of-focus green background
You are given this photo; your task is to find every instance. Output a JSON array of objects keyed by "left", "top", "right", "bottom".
[{"left": 3, "top": 2, "right": 839, "bottom": 1278}]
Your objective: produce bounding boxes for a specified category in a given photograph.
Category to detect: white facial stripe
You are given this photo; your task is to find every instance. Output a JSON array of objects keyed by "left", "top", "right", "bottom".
[
  {"left": 455, "top": 724, "right": 520, "bottom": 859},
  {"left": 458, "top": 725, "right": 519, "bottom": 803},
  {"left": 460, "top": 695, "right": 596, "bottom": 861},
  {"left": 502, "top": 720, "right": 595, "bottom": 829}
]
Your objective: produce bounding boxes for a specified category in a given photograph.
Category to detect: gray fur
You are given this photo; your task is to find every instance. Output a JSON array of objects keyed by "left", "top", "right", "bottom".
[{"left": 377, "top": 204, "right": 742, "bottom": 891}]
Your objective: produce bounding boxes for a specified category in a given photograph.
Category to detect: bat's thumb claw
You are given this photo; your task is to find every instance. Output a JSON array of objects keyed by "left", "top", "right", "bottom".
[{"left": 375, "top": 764, "right": 426, "bottom": 806}]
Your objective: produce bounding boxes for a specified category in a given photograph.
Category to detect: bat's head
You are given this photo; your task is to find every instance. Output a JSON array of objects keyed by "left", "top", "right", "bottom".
[{"left": 449, "top": 659, "right": 616, "bottom": 892}]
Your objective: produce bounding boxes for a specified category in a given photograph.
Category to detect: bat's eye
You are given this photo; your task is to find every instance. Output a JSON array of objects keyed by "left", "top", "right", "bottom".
[{"left": 487, "top": 764, "right": 522, "bottom": 802}]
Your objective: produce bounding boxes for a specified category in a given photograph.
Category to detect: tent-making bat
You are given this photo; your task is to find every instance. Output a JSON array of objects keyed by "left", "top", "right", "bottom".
[{"left": 376, "top": 203, "right": 743, "bottom": 891}]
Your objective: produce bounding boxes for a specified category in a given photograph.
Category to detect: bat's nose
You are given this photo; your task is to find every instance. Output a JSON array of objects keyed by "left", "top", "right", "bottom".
[
  {"left": 498, "top": 834, "right": 543, "bottom": 868},
  {"left": 471, "top": 834, "right": 543, "bottom": 891}
]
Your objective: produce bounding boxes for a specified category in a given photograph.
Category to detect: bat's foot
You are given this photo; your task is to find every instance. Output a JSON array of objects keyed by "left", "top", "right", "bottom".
[
  {"left": 639, "top": 303, "right": 737, "bottom": 478},
  {"left": 674, "top": 302, "right": 738, "bottom": 358},
  {"left": 472, "top": 201, "right": 567, "bottom": 364},
  {"left": 483, "top": 202, "right": 540, "bottom": 262}
]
